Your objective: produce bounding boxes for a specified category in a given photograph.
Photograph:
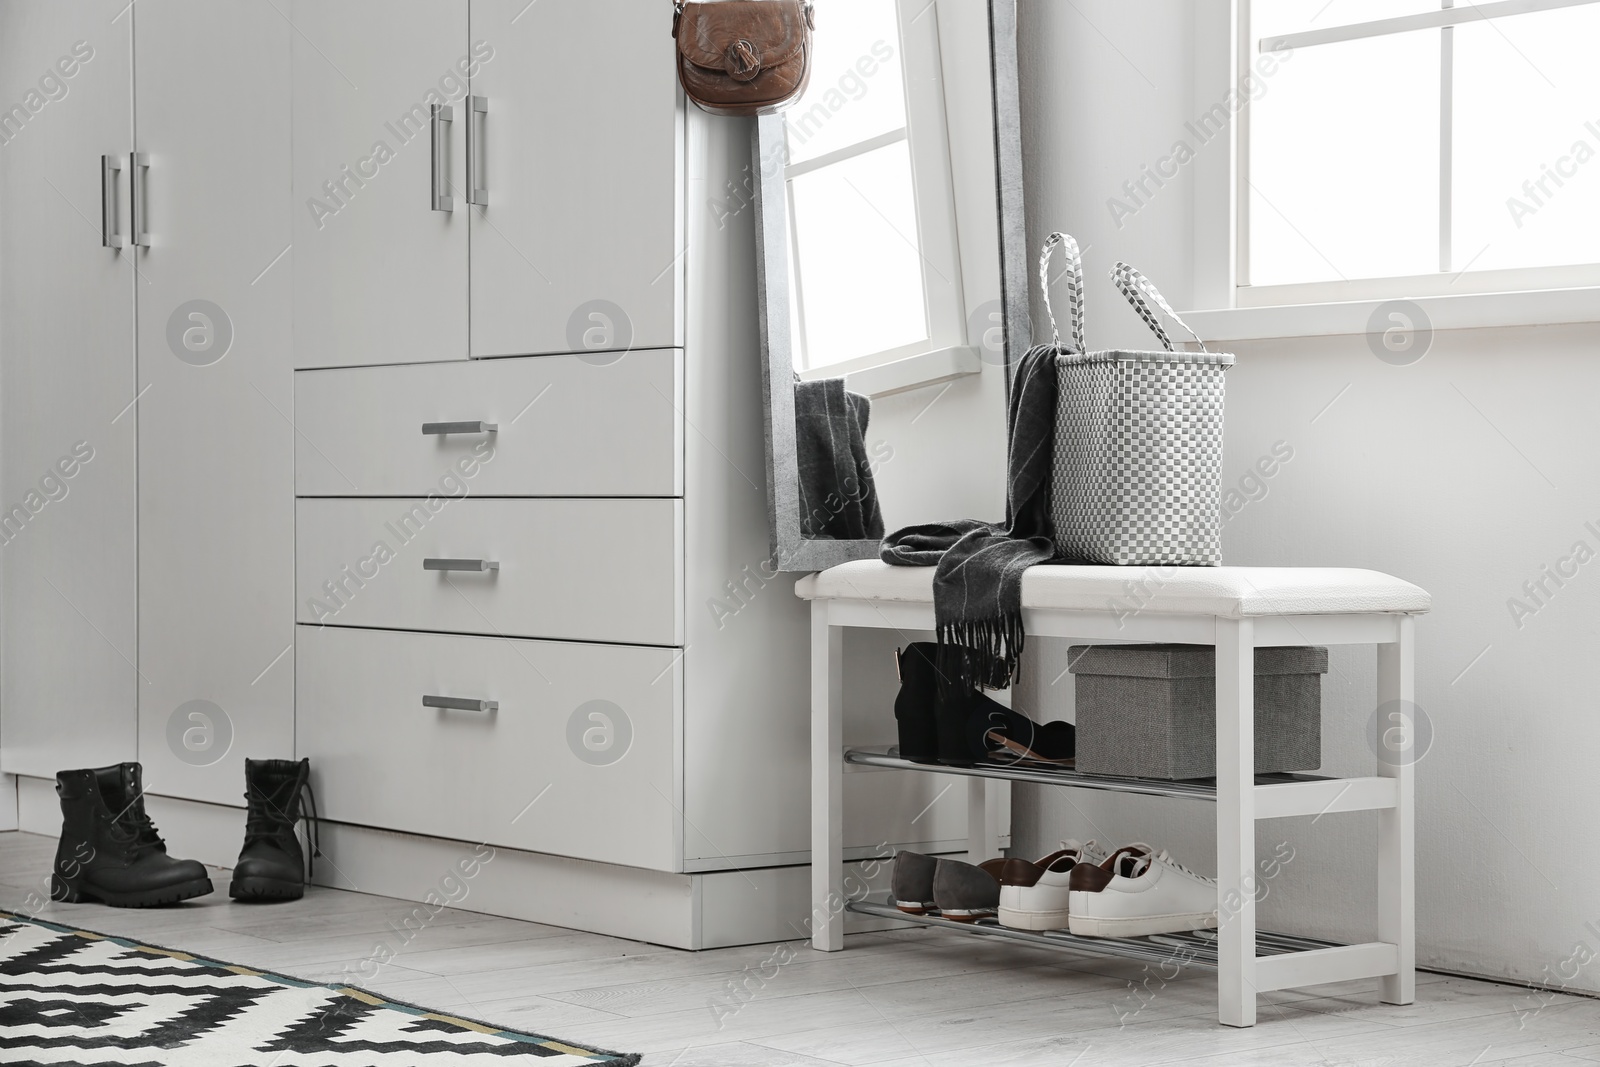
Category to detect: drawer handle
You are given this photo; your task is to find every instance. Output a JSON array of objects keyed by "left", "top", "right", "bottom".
[
  {"left": 423, "top": 694, "right": 499, "bottom": 713},
  {"left": 467, "top": 95, "right": 488, "bottom": 207},
  {"left": 424, "top": 557, "right": 500, "bottom": 572},
  {"left": 422, "top": 421, "right": 498, "bottom": 435},
  {"left": 129, "top": 152, "right": 150, "bottom": 248},
  {"left": 101, "top": 155, "right": 124, "bottom": 248},
  {"left": 430, "top": 103, "right": 454, "bottom": 212}
]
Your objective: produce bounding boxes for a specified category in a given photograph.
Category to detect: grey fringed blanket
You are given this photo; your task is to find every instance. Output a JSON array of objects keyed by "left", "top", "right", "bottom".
[
  {"left": 795, "top": 377, "right": 885, "bottom": 542},
  {"left": 879, "top": 346, "right": 1059, "bottom": 690}
]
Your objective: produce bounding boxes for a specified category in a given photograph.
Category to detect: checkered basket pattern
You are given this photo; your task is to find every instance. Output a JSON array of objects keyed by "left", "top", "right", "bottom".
[{"left": 1037, "top": 234, "right": 1235, "bottom": 566}]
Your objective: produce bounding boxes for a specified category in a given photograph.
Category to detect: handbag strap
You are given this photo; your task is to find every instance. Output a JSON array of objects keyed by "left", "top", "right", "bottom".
[
  {"left": 1111, "top": 262, "right": 1207, "bottom": 353},
  {"left": 673, "top": 0, "right": 815, "bottom": 36},
  {"left": 1038, "top": 232, "right": 1086, "bottom": 354}
]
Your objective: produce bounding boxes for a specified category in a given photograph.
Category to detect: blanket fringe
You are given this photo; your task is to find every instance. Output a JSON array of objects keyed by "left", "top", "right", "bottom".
[{"left": 937, "top": 613, "right": 1026, "bottom": 693}]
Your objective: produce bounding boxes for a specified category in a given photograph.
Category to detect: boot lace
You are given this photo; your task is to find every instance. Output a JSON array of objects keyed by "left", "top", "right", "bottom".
[
  {"left": 243, "top": 779, "right": 322, "bottom": 881},
  {"left": 108, "top": 795, "right": 165, "bottom": 857}
]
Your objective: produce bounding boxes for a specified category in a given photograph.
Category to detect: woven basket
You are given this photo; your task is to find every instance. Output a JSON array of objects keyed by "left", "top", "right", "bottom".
[{"left": 1036, "top": 234, "right": 1235, "bottom": 566}]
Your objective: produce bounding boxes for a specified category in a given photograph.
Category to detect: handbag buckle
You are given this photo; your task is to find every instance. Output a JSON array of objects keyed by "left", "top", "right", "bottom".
[{"left": 725, "top": 39, "right": 763, "bottom": 81}]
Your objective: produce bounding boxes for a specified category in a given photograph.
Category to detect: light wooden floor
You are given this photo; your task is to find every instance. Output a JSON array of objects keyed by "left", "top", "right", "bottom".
[{"left": 2, "top": 831, "right": 1596, "bottom": 1065}]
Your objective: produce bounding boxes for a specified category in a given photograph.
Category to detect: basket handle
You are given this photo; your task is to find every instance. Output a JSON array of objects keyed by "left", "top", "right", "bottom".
[
  {"left": 1038, "top": 232, "right": 1086, "bottom": 354},
  {"left": 1111, "top": 262, "right": 1208, "bottom": 353}
]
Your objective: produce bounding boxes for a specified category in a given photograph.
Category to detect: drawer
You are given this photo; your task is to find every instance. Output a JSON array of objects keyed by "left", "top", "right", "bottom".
[
  {"left": 293, "top": 352, "right": 682, "bottom": 497},
  {"left": 296, "top": 498, "right": 682, "bottom": 646},
  {"left": 296, "top": 626, "right": 680, "bottom": 871}
]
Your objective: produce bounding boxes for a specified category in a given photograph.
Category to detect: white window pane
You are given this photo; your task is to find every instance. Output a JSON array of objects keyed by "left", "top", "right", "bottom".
[
  {"left": 1255, "top": 0, "right": 1445, "bottom": 42},
  {"left": 1249, "top": 33, "right": 1439, "bottom": 285},
  {"left": 790, "top": 141, "right": 928, "bottom": 369},
  {"left": 785, "top": 0, "right": 907, "bottom": 166},
  {"left": 1452, "top": 7, "right": 1600, "bottom": 273}
]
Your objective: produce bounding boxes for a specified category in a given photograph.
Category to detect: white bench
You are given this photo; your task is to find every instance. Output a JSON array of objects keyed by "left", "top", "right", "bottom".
[{"left": 797, "top": 559, "right": 1431, "bottom": 1028}]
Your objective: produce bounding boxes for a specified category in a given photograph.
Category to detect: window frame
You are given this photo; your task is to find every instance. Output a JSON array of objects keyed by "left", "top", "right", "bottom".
[
  {"left": 783, "top": 0, "right": 972, "bottom": 385},
  {"left": 1196, "top": 0, "right": 1600, "bottom": 320}
]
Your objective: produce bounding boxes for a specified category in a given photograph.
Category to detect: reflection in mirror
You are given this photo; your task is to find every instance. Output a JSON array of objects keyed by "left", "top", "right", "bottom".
[
  {"left": 755, "top": 0, "right": 1028, "bottom": 570},
  {"left": 785, "top": 0, "right": 929, "bottom": 372}
]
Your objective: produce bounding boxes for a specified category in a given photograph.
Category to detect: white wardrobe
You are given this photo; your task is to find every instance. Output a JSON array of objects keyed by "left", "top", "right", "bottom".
[
  {"left": 0, "top": 0, "right": 967, "bottom": 948},
  {"left": 0, "top": 0, "right": 293, "bottom": 805}
]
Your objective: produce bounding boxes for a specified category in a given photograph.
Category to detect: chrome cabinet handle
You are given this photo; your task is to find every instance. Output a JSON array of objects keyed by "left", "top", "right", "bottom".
[
  {"left": 101, "top": 155, "right": 123, "bottom": 248},
  {"left": 466, "top": 96, "right": 488, "bottom": 206},
  {"left": 423, "top": 557, "right": 499, "bottom": 572},
  {"left": 129, "top": 152, "right": 150, "bottom": 248},
  {"left": 421, "top": 421, "right": 498, "bottom": 435},
  {"left": 430, "top": 103, "right": 454, "bottom": 212},
  {"left": 423, "top": 694, "right": 499, "bottom": 713}
]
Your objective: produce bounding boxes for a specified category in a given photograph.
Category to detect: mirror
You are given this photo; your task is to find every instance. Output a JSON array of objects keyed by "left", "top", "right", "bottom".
[{"left": 754, "top": 0, "right": 1028, "bottom": 572}]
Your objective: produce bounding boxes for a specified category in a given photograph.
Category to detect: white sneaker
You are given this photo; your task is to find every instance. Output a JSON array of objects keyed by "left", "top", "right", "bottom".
[
  {"left": 1066, "top": 843, "right": 1218, "bottom": 938},
  {"left": 996, "top": 839, "right": 1106, "bottom": 931}
]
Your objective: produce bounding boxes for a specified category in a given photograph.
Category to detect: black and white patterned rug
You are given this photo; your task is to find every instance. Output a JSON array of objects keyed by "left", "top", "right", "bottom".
[{"left": 0, "top": 910, "right": 640, "bottom": 1065}]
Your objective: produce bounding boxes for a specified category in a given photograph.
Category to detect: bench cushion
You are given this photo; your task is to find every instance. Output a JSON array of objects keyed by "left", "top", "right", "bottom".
[{"left": 794, "top": 560, "right": 1430, "bottom": 618}]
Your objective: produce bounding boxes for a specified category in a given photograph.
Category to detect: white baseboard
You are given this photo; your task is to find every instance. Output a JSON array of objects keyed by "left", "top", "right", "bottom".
[
  {"left": 0, "top": 774, "right": 16, "bottom": 832},
  {"left": 15, "top": 775, "right": 908, "bottom": 949}
]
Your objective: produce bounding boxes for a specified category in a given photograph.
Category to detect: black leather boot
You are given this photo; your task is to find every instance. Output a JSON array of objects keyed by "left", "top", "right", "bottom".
[
  {"left": 52, "top": 764, "right": 214, "bottom": 907},
  {"left": 229, "top": 758, "right": 317, "bottom": 902},
  {"left": 893, "top": 644, "right": 942, "bottom": 764}
]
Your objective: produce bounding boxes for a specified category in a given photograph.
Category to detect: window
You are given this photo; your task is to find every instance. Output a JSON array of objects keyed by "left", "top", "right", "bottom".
[
  {"left": 782, "top": 0, "right": 964, "bottom": 376},
  {"left": 1242, "top": 0, "right": 1600, "bottom": 304}
]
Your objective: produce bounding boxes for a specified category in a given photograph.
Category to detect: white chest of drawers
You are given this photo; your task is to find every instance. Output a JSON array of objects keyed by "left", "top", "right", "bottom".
[{"left": 282, "top": 98, "right": 968, "bottom": 947}]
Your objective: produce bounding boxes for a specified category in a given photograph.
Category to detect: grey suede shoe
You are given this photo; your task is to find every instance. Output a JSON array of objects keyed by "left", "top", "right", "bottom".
[
  {"left": 891, "top": 850, "right": 938, "bottom": 915},
  {"left": 933, "top": 857, "right": 1002, "bottom": 922}
]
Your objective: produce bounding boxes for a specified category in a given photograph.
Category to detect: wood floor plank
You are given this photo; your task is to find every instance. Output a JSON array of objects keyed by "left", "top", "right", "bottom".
[
  {"left": 649, "top": 1041, "right": 852, "bottom": 1066},
  {"left": 4, "top": 829, "right": 1597, "bottom": 1066}
]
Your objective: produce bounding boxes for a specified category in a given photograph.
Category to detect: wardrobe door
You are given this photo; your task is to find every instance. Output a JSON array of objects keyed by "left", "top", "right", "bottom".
[
  {"left": 291, "top": 0, "right": 470, "bottom": 370},
  {"left": 467, "top": 0, "right": 683, "bottom": 358},
  {"left": 0, "top": 2, "right": 138, "bottom": 777},
  {"left": 132, "top": 1, "right": 294, "bottom": 803}
]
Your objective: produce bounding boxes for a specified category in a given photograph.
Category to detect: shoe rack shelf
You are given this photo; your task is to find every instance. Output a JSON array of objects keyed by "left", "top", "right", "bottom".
[
  {"left": 844, "top": 898, "right": 1343, "bottom": 971},
  {"left": 843, "top": 749, "right": 1359, "bottom": 977},
  {"left": 843, "top": 747, "right": 1334, "bottom": 802}
]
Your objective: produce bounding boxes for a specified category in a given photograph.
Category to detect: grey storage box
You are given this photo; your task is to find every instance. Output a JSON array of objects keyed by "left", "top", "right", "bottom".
[{"left": 1068, "top": 644, "right": 1327, "bottom": 779}]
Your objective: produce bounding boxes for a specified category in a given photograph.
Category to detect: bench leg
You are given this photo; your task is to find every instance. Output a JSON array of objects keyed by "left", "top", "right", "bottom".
[
  {"left": 1378, "top": 615, "right": 1417, "bottom": 1004},
  {"left": 967, "top": 777, "right": 999, "bottom": 865},
  {"left": 810, "top": 602, "right": 845, "bottom": 951},
  {"left": 1216, "top": 617, "right": 1257, "bottom": 1027}
]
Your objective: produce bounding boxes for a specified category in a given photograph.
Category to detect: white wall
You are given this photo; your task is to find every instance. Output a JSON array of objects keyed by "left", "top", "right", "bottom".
[{"left": 1007, "top": 0, "right": 1600, "bottom": 995}]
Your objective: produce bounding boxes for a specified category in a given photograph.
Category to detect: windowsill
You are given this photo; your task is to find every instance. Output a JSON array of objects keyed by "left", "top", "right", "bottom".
[
  {"left": 811, "top": 345, "right": 982, "bottom": 399},
  {"left": 1182, "top": 286, "right": 1600, "bottom": 344}
]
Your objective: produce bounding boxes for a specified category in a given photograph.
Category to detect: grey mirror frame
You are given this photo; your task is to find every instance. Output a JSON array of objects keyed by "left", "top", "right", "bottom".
[{"left": 752, "top": 0, "right": 1030, "bottom": 573}]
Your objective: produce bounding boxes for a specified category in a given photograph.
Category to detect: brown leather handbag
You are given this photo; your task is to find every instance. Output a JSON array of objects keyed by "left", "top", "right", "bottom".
[{"left": 672, "top": 0, "right": 815, "bottom": 117}]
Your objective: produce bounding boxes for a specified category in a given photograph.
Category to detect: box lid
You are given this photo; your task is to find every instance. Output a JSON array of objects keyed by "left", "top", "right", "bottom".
[{"left": 1066, "top": 644, "right": 1329, "bottom": 679}]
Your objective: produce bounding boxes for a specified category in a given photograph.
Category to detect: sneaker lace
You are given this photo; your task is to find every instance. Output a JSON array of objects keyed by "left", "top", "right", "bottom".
[
  {"left": 1058, "top": 838, "right": 1101, "bottom": 862},
  {"left": 1148, "top": 846, "right": 1213, "bottom": 883},
  {"left": 1108, "top": 844, "right": 1214, "bottom": 882}
]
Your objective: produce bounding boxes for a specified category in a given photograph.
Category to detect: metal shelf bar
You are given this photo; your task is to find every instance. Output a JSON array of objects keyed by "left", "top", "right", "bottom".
[
  {"left": 843, "top": 747, "right": 1333, "bottom": 803},
  {"left": 845, "top": 898, "right": 1344, "bottom": 972}
]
